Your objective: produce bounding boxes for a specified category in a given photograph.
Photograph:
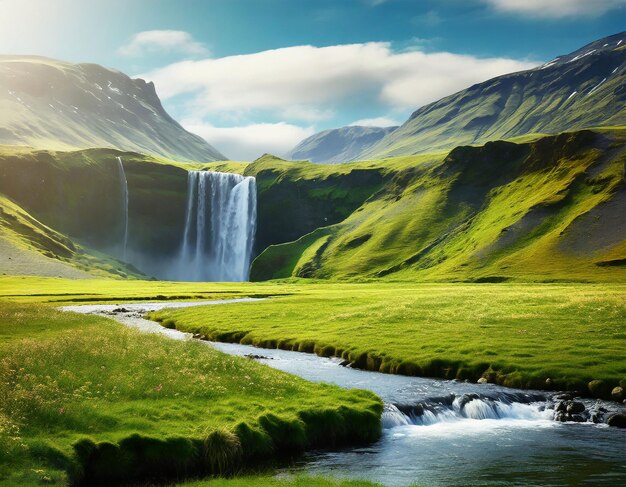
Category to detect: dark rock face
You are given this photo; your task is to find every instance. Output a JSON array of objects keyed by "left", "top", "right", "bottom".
[
  {"left": 244, "top": 354, "right": 272, "bottom": 360},
  {"left": 567, "top": 402, "right": 586, "bottom": 414},
  {"left": 588, "top": 379, "right": 612, "bottom": 399},
  {"left": 553, "top": 400, "right": 589, "bottom": 422},
  {"left": 0, "top": 149, "right": 189, "bottom": 256},
  {"left": 611, "top": 386, "right": 625, "bottom": 401},
  {"left": 252, "top": 164, "right": 386, "bottom": 253},
  {"left": 607, "top": 413, "right": 626, "bottom": 428}
]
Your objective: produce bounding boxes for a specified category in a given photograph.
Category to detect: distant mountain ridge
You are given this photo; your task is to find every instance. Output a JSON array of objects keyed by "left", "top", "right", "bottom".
[
  {"left": 363, "top": 31, "right": 626, "bottom": 159},
  {"left": 286, "top": 125, "right": 397, "bottom": 164},
  {"left": 0, "top": 56, "right": 226, "bottom": 162},
  {"left": 286, "top": 32, "right": 626, "bottom": 164}
]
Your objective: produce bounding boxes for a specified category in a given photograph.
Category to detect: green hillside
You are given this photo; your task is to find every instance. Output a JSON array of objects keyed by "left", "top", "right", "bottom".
[
  {"left": 0, "top": 192, "right": 142, "bottom": 279},
  {"left": 251, "top": 128, "right": 626, "bottom": 282},
  {"left": 1, "top": 127, "right": 624, "bottom": 283}
]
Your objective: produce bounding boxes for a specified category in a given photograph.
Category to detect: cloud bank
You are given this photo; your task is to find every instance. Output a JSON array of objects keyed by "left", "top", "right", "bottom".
[
  {"left": 144, "top": 42, "right": 535, "bottom": 112},
  {"left": 482, "top": 0, "right": 626, "bottom": 18},
  {"left": 182, "top": 121, "right": 315, "bottom": 161},
  {"left": 141, "top": 42, "right": 536, "bottom": 160},
  {"left": 119, "top": 30, "right": 207, "bottom": 57}
]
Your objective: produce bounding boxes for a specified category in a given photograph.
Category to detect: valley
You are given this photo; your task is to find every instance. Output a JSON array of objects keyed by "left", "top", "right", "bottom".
[{"left": 0, "top": 17, "right": 625, "bottom": 487}]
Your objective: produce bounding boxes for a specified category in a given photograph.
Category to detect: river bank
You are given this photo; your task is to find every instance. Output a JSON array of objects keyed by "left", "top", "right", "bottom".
[
  {"left": 0, "top": 300, "right": 381, "bottom": 486},
  {"left": 144, "top": 283, "right": 626, "bottom": 401},
  {"left": 69, "top": 299, "right": 626, "bottom": 486}
]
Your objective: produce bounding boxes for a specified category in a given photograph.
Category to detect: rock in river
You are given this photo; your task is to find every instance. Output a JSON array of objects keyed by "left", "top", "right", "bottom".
[{"left": 607, "top": 413, "right": 626, "bottom": 428}]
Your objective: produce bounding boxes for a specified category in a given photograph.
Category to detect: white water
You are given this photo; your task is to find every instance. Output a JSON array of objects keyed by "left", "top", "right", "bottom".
[
  {"left": 116, "top": 156, "right": 129, "bottom": 258},
  {"left": 175, "top": 171, "right": 257, "bottom": 282},
  {"left": 381, "top": 395, "right": 551, "bottom": 429}
]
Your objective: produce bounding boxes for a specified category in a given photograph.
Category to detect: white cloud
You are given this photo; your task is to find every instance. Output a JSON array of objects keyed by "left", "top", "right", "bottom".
[
  {"left": 482, "top": 0, "right": 626, "bottom": 18},
  {"left": 119, "top": 30, "right": 207, "bottom": 57},
  {"left": 350, "top": 117, "right": 401, "bottom": 127},
  {"left": 378, "top": 50, "right": 533, "bottom": 107},
  {"left": 143, "top": 42, "right": 536, "bottom": 115},
  {"left": 182, "top": 121, "right": 315, "bottom": 161},
  {"left": 146, "top": 42, "right": 535, "bottom": 159}
]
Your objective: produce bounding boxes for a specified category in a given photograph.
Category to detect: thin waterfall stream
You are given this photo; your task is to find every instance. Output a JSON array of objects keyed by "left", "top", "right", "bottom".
[
  {"left": 116, "top": 156, "right": 129, "bottom": 259},
  {"left": 64, "top": 300, "right": 626, "bottom": 487}
]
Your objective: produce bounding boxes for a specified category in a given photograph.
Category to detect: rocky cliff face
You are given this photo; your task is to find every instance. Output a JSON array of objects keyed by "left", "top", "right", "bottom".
[
  {"left": 0, "top": 56, "right": 226, "bottom": 162},
  {"left": 0, "top": 148, "right": 189, "bottom": 263}
]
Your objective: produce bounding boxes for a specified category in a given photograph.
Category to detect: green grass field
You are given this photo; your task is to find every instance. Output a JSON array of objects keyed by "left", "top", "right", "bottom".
[
  {"left": 0, "top": 284, "right": 382, "bottom": 485},
  {"left": 1, "top": 275, "right": 625, "bottom": 485},
  {"left": 148, "top": 281, "right": 626, "bottom": 397}
]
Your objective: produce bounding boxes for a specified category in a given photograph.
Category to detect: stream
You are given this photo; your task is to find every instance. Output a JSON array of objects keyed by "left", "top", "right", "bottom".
[{"left": 63, "top": 300, "right": 626, "bottom": 487}]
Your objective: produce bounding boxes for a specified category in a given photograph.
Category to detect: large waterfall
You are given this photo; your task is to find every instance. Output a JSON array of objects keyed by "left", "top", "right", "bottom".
[
  {"left": 175, "top": 171, "right": 257, "bottom": 282},
  {"left": 116, "top": 156, "right": 129, "bottom": 258}
]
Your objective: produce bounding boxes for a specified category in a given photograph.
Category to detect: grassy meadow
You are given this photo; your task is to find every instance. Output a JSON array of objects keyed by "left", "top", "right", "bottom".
[
  {"left": 148, "top": 281, "right": 626, "bottom": 396},
  {"left": 0, "top": 281, "right": 382, "bottom": 485},
  {"left": 1, "top": 276, "right": 625, "bottom": 484}
]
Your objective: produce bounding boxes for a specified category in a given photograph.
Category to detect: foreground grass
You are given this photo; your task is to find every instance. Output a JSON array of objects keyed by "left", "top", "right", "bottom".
[
  {"left": 149, "top": 282, "right": 626, "bottom": 397},
  {"left": 0, "top": 300, "right": 381, "bottom": 485}
]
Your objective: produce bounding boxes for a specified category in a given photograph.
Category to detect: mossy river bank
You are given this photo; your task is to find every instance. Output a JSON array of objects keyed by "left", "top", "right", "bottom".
[{"left": 64, "top": 300, "right": 626, "bottom": 487}]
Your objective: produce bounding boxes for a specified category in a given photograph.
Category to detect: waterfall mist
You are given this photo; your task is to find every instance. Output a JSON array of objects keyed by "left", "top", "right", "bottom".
[{"left": 174, "top": 171, "right": 257, "bottom": 282}]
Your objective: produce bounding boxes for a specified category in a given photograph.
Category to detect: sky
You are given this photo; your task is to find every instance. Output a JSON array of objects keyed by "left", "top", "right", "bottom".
[{"left": 1, "top": 0, "right": 625, "bottom": 160}]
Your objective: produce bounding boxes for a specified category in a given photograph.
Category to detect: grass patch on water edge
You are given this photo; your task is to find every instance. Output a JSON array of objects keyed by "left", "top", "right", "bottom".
[
  {"left": 0, "top": 299, "right": 382, "bottom": 486},
  {"left": 148, "top": 282, "right": 626, "bottom": 399}
]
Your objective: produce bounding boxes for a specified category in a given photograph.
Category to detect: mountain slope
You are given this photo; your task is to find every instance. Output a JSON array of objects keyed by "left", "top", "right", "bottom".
[
  {"left": 0, "top": 193, "right": 143, "bottom": 279},
  {"left": 361, "top": 32, "right": 626, "bottom": 160},
  {"left": 251, "top": 128, "right": 626, "bottom": 283},
  {"left": 0, "top": 56, "right": 226, "bottom": 162},
  {"left": 287, "top": 126, "right": 397, "bottom": 164}
]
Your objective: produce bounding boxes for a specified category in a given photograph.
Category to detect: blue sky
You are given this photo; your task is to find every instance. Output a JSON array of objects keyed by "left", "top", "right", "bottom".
[{"left": 1, "top": 0, "right": 625, "bottom": 159}]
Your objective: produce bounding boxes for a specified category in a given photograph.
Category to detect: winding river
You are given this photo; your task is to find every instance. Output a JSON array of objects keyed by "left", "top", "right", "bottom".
[{"left": 63, "top": 300, "right": 626, "bottom": 487}]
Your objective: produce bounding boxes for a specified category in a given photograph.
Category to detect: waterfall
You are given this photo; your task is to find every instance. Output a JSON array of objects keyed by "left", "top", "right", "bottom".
[
  {"left": 116, "top": 156, "right": 129, "bottom": 258},
  {"left": 176, "top": 171, "right": 257, "bottom": 282}
]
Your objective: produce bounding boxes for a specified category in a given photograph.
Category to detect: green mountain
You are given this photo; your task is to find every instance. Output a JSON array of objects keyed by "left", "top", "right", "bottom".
[
  {"left": 250, "top": 128, "right": 626, "bottom": 283},
  {"left": 0, "top": 56, "right": 226, "bottom": 162},
  {"left": 1, "top": 127, "right": 624, "bottom": 282},
  {"left": 353, "top": 32, "right": 625, "bottom": 159},
  {"left": 1, "top": 34, "right": 624, "bottom": 283},
  {"left": 287, "top": 125, "right": 397, "bottom": 164}
]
